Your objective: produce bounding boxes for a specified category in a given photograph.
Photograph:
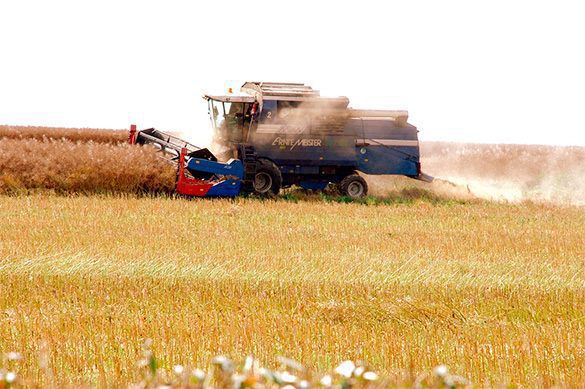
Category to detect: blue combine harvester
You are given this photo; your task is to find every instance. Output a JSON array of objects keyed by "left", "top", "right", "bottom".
[{"left": 130, "top": 82, "right": 432, "bottom": 198}]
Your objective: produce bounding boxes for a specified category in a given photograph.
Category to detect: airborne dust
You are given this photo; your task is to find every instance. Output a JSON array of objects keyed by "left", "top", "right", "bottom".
[{"left": 368, "top": 142, "right": 585, "bottom": 206}]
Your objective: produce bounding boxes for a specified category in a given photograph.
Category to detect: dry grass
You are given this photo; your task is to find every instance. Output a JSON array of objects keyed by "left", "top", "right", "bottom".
[
  {"left": 0, "top": 138, "right": 176, "bottom": 194},
  {"left": 0, "top": 125, "right": 127, "bottom": 144},
  {"left": 0, "top": 195, "right": 583, "bottom": 387}
]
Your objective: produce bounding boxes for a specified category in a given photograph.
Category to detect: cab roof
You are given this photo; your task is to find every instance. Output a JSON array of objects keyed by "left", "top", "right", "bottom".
[
  {"left": 205, "top": 81, "right": 349, "bottom": 105},
  {"left": 241, "top": 82, "right": 320, "bottom": 98},
  {"left": 203, "top": 94, "right": 255, "bottom": 103}
]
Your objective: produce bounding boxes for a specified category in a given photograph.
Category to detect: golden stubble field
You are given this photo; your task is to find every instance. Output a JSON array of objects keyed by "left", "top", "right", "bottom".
[{"left": 0, "top": 195, "right": 583, "bottom": 387}]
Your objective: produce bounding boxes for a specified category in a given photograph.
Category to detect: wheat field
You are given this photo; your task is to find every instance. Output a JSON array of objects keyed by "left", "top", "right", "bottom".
[
  {"left": 0, "top": 137, "right": 176, "bottom": 194},
  {"left": 0, "top": 195, "right": 583, "bottom": 387},
  {"left": 1, "top": 126, "right": 584, "bottom": 387},
  {"left": 0, "top": 125, "right": 127, "bottom": 144}
]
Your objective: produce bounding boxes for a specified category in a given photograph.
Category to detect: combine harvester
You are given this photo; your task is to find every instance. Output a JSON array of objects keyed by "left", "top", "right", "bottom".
[{"left": 129, "top": 82, "right": 432, "bottom": 198}]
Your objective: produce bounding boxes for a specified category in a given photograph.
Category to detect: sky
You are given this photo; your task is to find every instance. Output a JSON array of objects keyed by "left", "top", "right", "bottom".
[{"left": 0, "top": 0, "right": 584, "bottom": 147}]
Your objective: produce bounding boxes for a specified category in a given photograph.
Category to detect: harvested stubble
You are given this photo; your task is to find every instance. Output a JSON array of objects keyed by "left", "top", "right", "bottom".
[
  {"left": 0, "top": 196, "right": 583, "bottom": 387},
  {"left": 0, "top": 138, "right": 176, "bottom": 194},
  {"left": 0, "top": 125, "right": 128, "bottom": 144}
]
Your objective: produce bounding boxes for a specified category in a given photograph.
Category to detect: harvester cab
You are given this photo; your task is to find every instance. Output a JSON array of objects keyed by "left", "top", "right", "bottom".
[
  {"left": 205, "top": 93, "right": 258, "bottom": 158},
  {"left": 130, "top": 81, "right": 432, "bottom": 198}
]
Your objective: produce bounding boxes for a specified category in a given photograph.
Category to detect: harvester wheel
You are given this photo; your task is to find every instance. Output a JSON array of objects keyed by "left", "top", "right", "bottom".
[
  {"left": 253, "top": 159, "right": 282, "bottom": 196},
  {"left": 339, "top": 174, "right": 368, "bottom": 199}
]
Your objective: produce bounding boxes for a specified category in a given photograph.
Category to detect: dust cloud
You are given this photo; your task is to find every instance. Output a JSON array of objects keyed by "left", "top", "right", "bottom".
[{"left": 369, "top": 142, "right": 585, "bottom": 206}]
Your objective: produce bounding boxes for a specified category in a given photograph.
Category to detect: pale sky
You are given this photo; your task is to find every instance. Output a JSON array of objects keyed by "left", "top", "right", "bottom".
[{"left": 1, "top": 0, "right": 584, "bottom": 146}]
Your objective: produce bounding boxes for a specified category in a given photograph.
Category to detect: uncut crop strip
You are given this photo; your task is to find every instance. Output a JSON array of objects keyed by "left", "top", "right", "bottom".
[
  {"left": 0, "top": 125, "right": 128, "bottom": 144},
  {"left": 0, "top": 138, "right": 176, "bottom": 194}
]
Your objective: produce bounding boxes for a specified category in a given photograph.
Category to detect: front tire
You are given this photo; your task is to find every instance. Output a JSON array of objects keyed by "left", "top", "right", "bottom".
[
  {"left": 253, "top": 159, "right": 282, "bottom": 196},
  {"left": 339, "top": 173, "right": 368, "bottom": 199}
]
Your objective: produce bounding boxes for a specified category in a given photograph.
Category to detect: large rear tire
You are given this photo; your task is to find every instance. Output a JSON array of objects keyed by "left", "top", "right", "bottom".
[
  {"left": 339, "top": 173, "right": 368, "bottom": 199},
  {"left": 253, "top": 159, "right": 282, "bottom": 196}
]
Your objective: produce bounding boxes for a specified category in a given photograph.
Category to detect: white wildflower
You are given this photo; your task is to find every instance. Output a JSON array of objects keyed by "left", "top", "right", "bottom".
[
  {"left": 173, "top": 364, "right": 184, "bottom": 375},
  {"left": 7, "top": 352, "right": 22, "bottom": 361},
  {"left": 5, "top": 371, "right": 17, "bottom": 383},
  {"left": 279, "top": 371, "right": 297, "bottom": 384},
  {"left": 278, "top": 356, "right": 305, "bottom": 372},
  {"left": 434, "top": 365, "right": 448, "bottom": 377},
  {"left": 192, "top": 368, "right": 206, "bottom": 381},
  {"left": 299, "top": 379, "right": 310, "bottom": 389},
  {"left": 320, "top": 374, "right": 332, "bottom": 386},
  {"left": 335, "top": 360, "right": 355, "bottom": 378},
  {"left": 212, "top": 355, "right": 233, "bottom": 372},
  {"left": 243, "top": 356, "right": 254, "bottom": 372},
  {"left": 354, "top": 366, "right": 365, "bottom": 377}
]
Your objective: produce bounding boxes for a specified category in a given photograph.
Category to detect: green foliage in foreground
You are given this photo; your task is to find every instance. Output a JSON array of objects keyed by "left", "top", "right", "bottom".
[{"left": 261, "top": 186, "right": 471, "bottom": 206}]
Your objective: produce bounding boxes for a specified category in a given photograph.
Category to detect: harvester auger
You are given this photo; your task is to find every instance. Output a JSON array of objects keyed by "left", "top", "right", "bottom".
[{"left": 129, "top": 81, "right": 433, "bottom": 199}]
